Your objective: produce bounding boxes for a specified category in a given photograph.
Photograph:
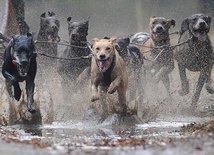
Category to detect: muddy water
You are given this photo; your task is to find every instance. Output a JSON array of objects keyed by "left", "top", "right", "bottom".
[{"left": 6, "top": 116, "right": 213, "bottom": 154}]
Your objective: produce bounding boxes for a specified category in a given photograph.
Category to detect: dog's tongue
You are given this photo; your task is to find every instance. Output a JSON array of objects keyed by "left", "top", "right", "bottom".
[{"left": 98, "top": 60, "right": 110, "bottom": 71}]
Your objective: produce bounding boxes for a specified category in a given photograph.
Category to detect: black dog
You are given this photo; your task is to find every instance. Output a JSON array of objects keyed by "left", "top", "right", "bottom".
[
  {"left": 174, "top": 13, "right": 214, "bottom": 110},
  {"left": 2, "top": 33, "right": 37, "bottom": 113},
  {"left": 57, "top": 17, "right": 91, "bottom": 80}
]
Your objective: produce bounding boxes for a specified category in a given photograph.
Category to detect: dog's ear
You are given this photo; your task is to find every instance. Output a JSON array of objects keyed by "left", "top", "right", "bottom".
[
  {"left": 67, "top": 17, "right": 72, "bottom": 25},
  {"left": 11, "top": 36, "right": 15, "bottom": 47},
  {"left": 41, "top": 12, "right": 46, "bottom": 18},
  {"left": 92, "top": 38, "right": 99, "bottom": 44},
  {"left": 84, "top": 17, "right": 90, "bottom": 25},
  {"left": 109, "top": 36, "right": 117, "bottom": 43},
  {"left": 206, "top": 15, "right": 211, "bottom": 27},
  {"left": 48, "top": 11, "right": 55, "bottom": 16},
  {"left": 150, "top": 16, "right": 156, "bottom": 19},
  {"left": 180, "top": 18, "right": 189, "bottom": 34},
  {"left": 27, "top": 33, "right": 35, "bottom": 50},
  {"left": 168, "top": 19, "right": 176, "bottom": 28}
]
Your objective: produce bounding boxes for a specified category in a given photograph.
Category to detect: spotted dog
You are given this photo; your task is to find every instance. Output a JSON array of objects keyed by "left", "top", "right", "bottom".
[{"left": 174, "top": 13, "right": 214, "bottom": 110}]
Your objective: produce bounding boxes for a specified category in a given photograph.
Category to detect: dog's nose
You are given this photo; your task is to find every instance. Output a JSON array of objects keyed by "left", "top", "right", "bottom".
[
  {"left": 21, "top": 60, "right": 28, "bottom": 65},
  {"left": 99, "top": 54, "right": 106, "bottom": 60},
  {"left": 199, "top": 21, "right": 206, "bottom": 27},
  {"left": 156, "top": 26, "right": 163, "bottom": 33}
]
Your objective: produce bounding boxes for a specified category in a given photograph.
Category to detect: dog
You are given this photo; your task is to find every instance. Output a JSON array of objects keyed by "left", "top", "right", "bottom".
[
  {"left": 2, "top": 33, "right": 37, "bottom": 113},
  {"left": 57, "top": 17, "right": 91, "bottom": 80},
  {"left": 91, "top": 37, "right": 128, "bottom": 116},
  {"left": 174, "top": 13, "right": 214, "bottom": 110},
  {"left": 137, "top": 16, "right": 176, "bottom": 95},
  {"left": 113, "top": 37, "right": 144, "bottom": 103},
  {"left": 34, "top": 12, "right": 60, "bottom": 57}
]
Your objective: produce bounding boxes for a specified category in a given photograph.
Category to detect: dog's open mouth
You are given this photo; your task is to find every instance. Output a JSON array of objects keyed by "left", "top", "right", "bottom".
[
  {"left": 97, "top": 58, "right": 111, "bottom": 72},
  {"left": 12, "top": 60, "right": 29, "bottom": 76},
  {"left": 18, "top": 65, "right": 29, "bottom": 76},
  {"left": 192, "top": 28, "right": 208, "bottom": 41}
]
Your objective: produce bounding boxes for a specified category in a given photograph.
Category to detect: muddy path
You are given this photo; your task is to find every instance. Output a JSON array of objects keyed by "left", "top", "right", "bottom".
[{"left": 1, "top": 117, "right": 214, "bottom": 155}]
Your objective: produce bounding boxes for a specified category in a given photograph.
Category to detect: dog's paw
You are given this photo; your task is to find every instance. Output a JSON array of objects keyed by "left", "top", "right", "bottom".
[
  {"left": 28, "top": 103, "right": 36, "bottom": 113},
  {"left": 107, "top": 84, "right": 117, "bottom": 94},
  {"left": 14, "top": 88, "right": 22, "bottom": 101},
  {"left": 28, "top": 107, "right": 36, "bottom": 113},
  {"left": 91, "top": 95, "right": 100, "bottom": 102},
  {"left": 178, "top": 89, "right": 189, "bottom": 96}
]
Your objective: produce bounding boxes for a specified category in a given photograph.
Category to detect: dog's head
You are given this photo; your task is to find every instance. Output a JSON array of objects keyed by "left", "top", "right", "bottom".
[
  {"left": 67, "top": 17, "right": 89, "bottom": 44},
  {"left": 40, "top": 12, "right": 60, "bottom": 42},
  {"left": 149, "top": 16, "right": 175, "bottom": 41},
  {"left": 92, "top": 37, "right": 117, "bottom": 72},
  {"left": 181, "top": 13, "right": 211, "bottom": 41},
  {"left": 11, "top": 33, "right": 35, "bottom": 77}
]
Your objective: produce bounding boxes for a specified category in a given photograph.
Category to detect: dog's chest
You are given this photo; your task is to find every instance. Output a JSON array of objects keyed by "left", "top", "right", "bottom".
[{"left": 100, "top": 71, "right": 113, "bottom": 87}]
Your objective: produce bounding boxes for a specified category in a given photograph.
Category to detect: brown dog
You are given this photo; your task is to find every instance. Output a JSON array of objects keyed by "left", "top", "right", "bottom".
[
  {"left": 140, "top": 16, "right": 175, "bottom": 95},
  {"left": 91, "top": 37, "right": 128, "bottom": 115}
]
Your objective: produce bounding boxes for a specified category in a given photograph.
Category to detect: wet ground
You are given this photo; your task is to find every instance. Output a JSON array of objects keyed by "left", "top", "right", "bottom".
[{"left": 1, "top": 115, "right": 214, "bottom": 155}]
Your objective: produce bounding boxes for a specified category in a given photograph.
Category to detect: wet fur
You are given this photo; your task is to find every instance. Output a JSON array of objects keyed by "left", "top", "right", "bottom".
[
  {"left": 91, "top": 37, "right": 128, "bottom": 116},
  {"left": 174, "top": 13, "right": 214, "bottom": 109},
  {"left": 140, "top": 16, "right": 175, "bottom": 95},
  {"left": 2, "top": 33, "right": 37, "bottom": 113},
  {"left": 57, "top": 17, "right": 90, "bottom": 80}
]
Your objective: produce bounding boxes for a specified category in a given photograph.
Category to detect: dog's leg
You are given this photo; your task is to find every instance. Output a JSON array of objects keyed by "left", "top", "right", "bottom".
[
  {"left": 107, "top": 77, "right": 122, "bottom": 94},
  {"left": 91, "top": 82, "right": 100, "bottom": 102},
  {"left": 5, "top": 79, "right": 13, "bottom": 97},
  {"left": 99, "top": 89, "right": 109, "bottom": 119},
  {"left": 26, "top": 79, "right": 36, "bottom": 113},
  {"left": 162, "top": 74, "right": 171, "bottom": 97},
  {"left": 191, "top": 71, "right": 206, "bottom": 110},
  {"left": 205, "top": 68, "right": 214, "bottom": 94},
  {"left": 178, "top": 63, "right": 189, "bottom": 96},
  {"left": 116, "top": 86, "right": 127, "bottom": 114},
  {"left": 13, "top": 82, "right": 22, "bottom": 101}
]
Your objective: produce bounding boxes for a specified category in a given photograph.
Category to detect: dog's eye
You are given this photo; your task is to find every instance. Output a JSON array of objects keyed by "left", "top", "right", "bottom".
[
  {"left": 96, "top": 47, "right": 100, "bottom": 51},
  {"left": 106, "top": 47, "right": 111, "bottom": 51},
  {"left": 162, "top": 21, "right": 166, "bottom": 25},
  {"left": 203, "top": 17, "right": 209, "bottom": 23},
  {"left": 192, "top": 18, "right": 197, "bottom": 22}
]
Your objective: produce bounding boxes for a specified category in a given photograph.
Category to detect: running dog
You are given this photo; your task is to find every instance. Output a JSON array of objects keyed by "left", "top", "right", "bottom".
[
  {"left": 174, "top": 13, "right": 214, "bottom": 110},
  {"left": 57, "top": 17, "right": 91, "bottom": 80},
  {"left": 139, "top": 16, "right": 176, "bottom": 95},
  {"left": 34, "top": 11, "right": 60, "bottom": 57},
  {"left": 91, "top": 37, "right": 128, "bottom": 115},
  {"left": 2, "top": 33, "right": 37, "bottom": 113}
]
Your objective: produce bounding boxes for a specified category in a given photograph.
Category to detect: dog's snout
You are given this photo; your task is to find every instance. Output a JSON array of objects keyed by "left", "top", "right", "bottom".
[
  {"left": 99, "top": 54, "right": 106, "bottom": 60},
  {"left": 21, "top": 60, "right": 28, "bottom": 65},
  {"left": 199, "top": 21, "right": 206, "bottom": 27},
  {"left": 71, "top": 33, "right": 78, "bottom": 40},
  {"left": 156, "top": 26, "right": 163, "bottom": 33},
  {"left": 52, "top": 25, "right": 58, "bottom": 30}
]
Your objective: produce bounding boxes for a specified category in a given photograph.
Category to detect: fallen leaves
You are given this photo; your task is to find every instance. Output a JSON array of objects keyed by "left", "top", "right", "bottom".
[
  {"left": 180, "top": 120, "right": 214, "bottom": 135},
  {"left": 0, "top": 126, "right": 51, "bottom": 149}
]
